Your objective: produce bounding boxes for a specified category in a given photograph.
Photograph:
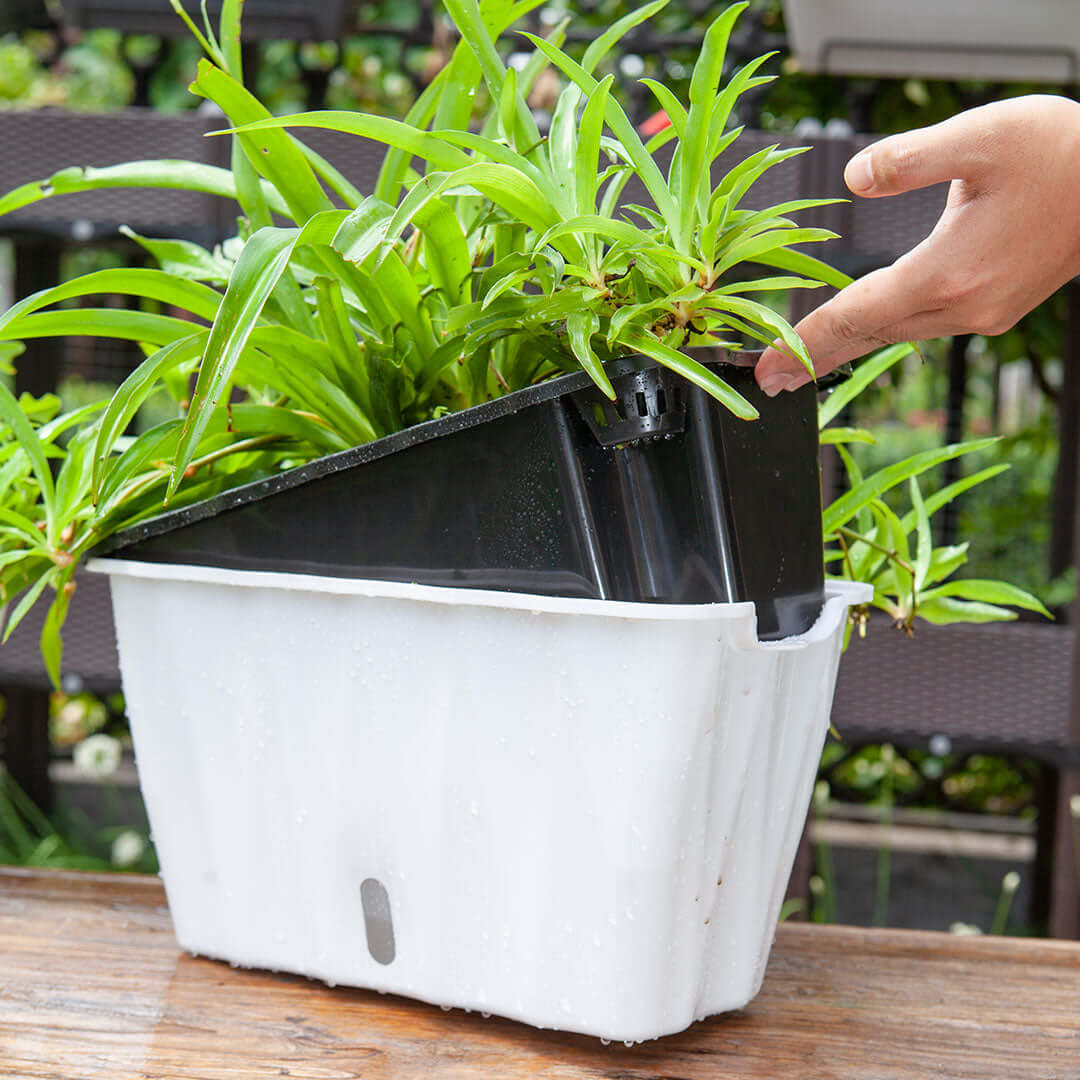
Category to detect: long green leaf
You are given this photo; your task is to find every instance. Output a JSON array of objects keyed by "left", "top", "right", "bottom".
[
  {"left": 567, "top": 309, "right": 614, "bottom": 399},
  {"left": 0, "top": 268, "right": 221, "bottom": 339},
  {"left": 823, "top": 439, "right": 999, "bottom": 535},
  {"left": 919, "top": 579, "right": 1051, "bottom": 617},
  {"left": 620, "top": 326, "right": 758, "bottom": 419},
  {"left": 192, "top": 60, "right": 333, "bottom": 223},
  {"left": 443, "top": 0, "right": 541, "bottom": 151},
  {"left": 93, "top": 333, "right": 207, "bottom": 498},
  {"left": 520, "top": 32, "right": 678, "bottom": 227},
  {"left": 0, "top": 309, "right": 199, "bottom": 348},
  {"left": 575, "top": 75, "right": 613, "bottom": 219},
  {"left": 753, "top": 246, "right": 852, "bottom": 291},
  {"left": 819, "top": 344, "right": 914, "bottom": 428},
  {"left": 0, "top": 161, "right": 289, "bottom": 221},
  {"left": 0, "top": 381, "right": 56, "bottom": 542},
  {"left": 582, "top": 0, "right": 669, "bottom": 73},
  {"left": 675, "top": 2, "right": 747, "bottom": 249}
]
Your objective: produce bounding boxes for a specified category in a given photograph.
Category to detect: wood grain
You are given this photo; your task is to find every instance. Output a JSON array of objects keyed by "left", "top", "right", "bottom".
[{"left": 2, "top": 867, "right": 1079, "bottom": 1079}]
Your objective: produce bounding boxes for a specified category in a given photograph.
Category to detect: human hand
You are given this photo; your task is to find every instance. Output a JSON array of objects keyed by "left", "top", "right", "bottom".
[{"left": 755, "top": 94, "right": 1080, "bottom": 395}]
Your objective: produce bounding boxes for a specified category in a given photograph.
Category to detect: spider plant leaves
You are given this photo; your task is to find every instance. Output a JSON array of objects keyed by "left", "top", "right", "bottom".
[
  {"left": 708, "top": 294, "right": 813, "bottom": 376},
  {"left": 916, "top": 581, "right": 1051, "bottom": 625},
  {"left": 566, "top": 309, "right": 615, "bottom": 400},
  {"left": 120, "top": 227, "right": 232, "bottom": 284},
  {"left": 639, "top": 79, "right": 688, "bottom": 141},
  {"left": 547, "top": 80, "right": 584, "bottom": 210},
  {"left": 54, "top": 425, "right": 100, "bottom": 530},
  {"left": 754, "top": 246, "right": 851, "bottom": 291},
  {"left": 581, "top": 0, "right": 669, "bottom": 73},
  {"left": 170, "top": 225, "right": 305, "bottom": 496},
  {"left": 193, "top": 60, "right": 335, "bottom": 224},
  {"left": 331, "top": 196, "right": 396, "bottom": 267},
  {"left": 619, "top": 326, "right": 758, "bottom": 419},
  {"left": 0, "top": 160, "right": 289, "bottom": 222},
  {"left": 823, "top": 438, "right": 999, "bottom": 536},
  {"left": 482, "top": 267, "right": 533, "bottom": 309},
  {"left": 374, "top": 0, "right": 546, "bottom": 204},
  {"left": 0, "top": 269, "right": 221, "bottom": 337},
  {"left": 575, "top": 75, "right": 614, "bottom": 219},
  {"left": 1, "top": 309, "right": 203, "bottom": 349},
  {"left": 217, "top": 0, "right": 244, "bottom": 77},
  {"left": 819, "top": 343, "right": 914, "bottom": 428},
  {"left": 0, "top": 507, "right": 46, "bottom": 548},
  {"left": 416, "top": 164, "right": 568, "bottom": 252},
  {"left": 168, "top": 0, "right": 222, "bottom": 65},
  {"left": 2, "top": 567, "right": 55, "bottom": 645},
  {"left": 706, "top": 53, "right": 776, "bottom": 159},
  {"left": 247, "top": 328, "right": 379, "bottom": 442},
  {"left": 819, "top": 426, "right": 876, "bottom": 446},
  {"left": 714, "top": 276, "right": 826, "bottom": 296},
  {"left": 899, "top": 464, "right": 1009, "bottom": 531},
  {"left": 713, "top": 227, "right": 839, "bottom": 279},
  {"left": 444, "top": 0, "right": 541, "bottom": 153},
  {"left": 675, "top": 2, "right": 747, "bottom": 247},
  {"left": 910, "top": 476, "right": 932, "bottom": 592},
  {"left": 520, "top": 32, "right": 678, "bottom": 228},
  {"left": 92, "top": 333, "right": 207, "bottom": 499},
  {"left": 498, "top": 66, "right": 521, "bottom": 150},
  {"left": 0, "top": 381, "right": 55, "bottom": 543}
]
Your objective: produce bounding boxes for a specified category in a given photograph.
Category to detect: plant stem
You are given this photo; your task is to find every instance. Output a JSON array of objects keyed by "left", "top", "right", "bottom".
[{"left": 834, "top": 526, "right": 917, "bottom": 577}]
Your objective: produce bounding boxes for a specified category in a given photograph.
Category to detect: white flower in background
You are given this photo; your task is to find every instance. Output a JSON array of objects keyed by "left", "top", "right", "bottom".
[
  {"left": 1070, "top": 794, "right": 1080, "bottom": 819},
  {"left": 949, "top": 922, "right": 984, "bottom": 936},
  {"left": 73, "top": 733, "right": 121, "bottom": 779},
  {"left": 111, "top": 830, "right": 146, "bottom": 868}
]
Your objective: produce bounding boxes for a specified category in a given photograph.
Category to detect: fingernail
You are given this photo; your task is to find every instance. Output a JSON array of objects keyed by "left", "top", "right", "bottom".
[
  {"left": 845, "top": 150, "right": 874, "bottom": 193},
  {"left": 759, "top": 374, "right": 794, "bottom": 397}
]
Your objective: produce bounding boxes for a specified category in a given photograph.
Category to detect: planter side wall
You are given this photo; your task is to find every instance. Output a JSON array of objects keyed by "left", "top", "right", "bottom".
[{"left": 99, "top": 562, "right": 865, "bottom": 1042}]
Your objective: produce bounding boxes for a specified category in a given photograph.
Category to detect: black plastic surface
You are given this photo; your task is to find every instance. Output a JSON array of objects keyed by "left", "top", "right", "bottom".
[{"left": 97, "top": 352, "right": 826, "bottom": 639}]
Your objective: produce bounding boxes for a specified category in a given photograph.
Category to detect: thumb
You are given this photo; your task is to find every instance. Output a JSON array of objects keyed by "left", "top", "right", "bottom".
[{"left": 844, "top": 111, "right": 991, "bottom": 198}]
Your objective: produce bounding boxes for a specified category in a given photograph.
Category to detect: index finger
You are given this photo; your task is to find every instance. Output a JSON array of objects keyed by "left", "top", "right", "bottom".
[{"left": 755, "top": 257, "right": 933, "bottom": 394}]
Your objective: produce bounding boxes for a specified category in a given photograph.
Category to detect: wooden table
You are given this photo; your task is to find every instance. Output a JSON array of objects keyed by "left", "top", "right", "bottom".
[{"left": 2, "top": 868, "right": 1079, "bottom": 1079}]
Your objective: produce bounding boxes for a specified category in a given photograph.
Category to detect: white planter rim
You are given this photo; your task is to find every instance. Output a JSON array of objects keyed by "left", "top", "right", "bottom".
[{"left": 89, "top": 557, "right": 869, "bottom": 636}]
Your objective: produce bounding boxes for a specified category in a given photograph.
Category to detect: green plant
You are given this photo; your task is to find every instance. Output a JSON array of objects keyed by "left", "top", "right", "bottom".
[
  {"left": 818, "top": 344, "right": 1049, "bottom": 640},
  {"left": 0, "top": 0, "right": 849, "bottom": 677}
]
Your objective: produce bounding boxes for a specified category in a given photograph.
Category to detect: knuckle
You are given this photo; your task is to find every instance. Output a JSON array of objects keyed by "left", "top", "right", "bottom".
[
  {"left": 873, "top": 137, "right": 917, "bottom": 189},
  {"left": 824, "top": 307, "right": 866, "bottom": 345}
]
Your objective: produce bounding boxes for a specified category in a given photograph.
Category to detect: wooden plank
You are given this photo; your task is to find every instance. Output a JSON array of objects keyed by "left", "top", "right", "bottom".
[{"left": 2, "top": 868, "right": 1079, "bottom": 1079}]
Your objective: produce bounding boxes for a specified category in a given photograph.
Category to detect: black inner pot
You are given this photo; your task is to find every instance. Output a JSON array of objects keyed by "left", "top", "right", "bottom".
[{"left": 95, "top": 352, "right": 826, "bottom": 640}]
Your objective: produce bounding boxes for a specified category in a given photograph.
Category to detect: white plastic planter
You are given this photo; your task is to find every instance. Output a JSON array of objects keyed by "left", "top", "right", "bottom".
[
  {"left": 783, "top": 0, "right": 1080, "bottom": 82},
  {"left": 89, "top": 558, "right": 869, "bottom": 1042}
]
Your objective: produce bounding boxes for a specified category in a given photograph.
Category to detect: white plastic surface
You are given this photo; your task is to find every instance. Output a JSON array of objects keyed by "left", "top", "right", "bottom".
[
  {"left": 784, "top": 0, "right": 1080, "bottom": 82},
  {"left": 89, "top": 558, "right": 869, "bottom": 1042}
]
